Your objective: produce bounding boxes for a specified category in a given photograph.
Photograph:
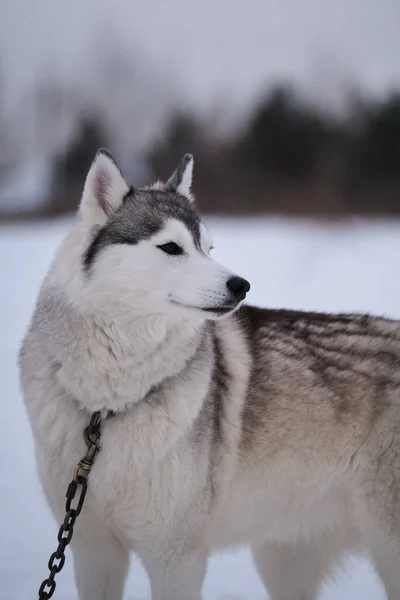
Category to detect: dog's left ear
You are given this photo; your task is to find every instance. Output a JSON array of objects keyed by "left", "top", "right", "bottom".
[{"left": 167, "top": 154, "right": 194, "bottom": 199}]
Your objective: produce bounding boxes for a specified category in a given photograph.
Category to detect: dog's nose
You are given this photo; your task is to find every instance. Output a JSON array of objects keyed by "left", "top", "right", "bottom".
[{"left": 226, "top": 276, "right": 251, "bottom": 302}]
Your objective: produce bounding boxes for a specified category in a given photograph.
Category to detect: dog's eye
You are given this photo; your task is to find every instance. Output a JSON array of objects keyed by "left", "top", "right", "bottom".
[{"left": 157, "top": 242, "right": 184, "bottom": 256}]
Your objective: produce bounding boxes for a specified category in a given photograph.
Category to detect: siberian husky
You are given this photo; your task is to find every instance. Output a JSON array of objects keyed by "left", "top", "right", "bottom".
[{"left": 20, "top": 150, "right": 400, "bottom": 599}]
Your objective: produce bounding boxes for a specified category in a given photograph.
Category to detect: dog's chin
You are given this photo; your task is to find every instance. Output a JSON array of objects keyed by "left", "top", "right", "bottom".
[{"left": 170, "top": 300, "right": 240, "bottom": 320}]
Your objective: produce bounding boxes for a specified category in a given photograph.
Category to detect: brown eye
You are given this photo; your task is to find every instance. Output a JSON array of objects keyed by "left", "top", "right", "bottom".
[{"left": 157, "top": 242, "right": 184, "bottom": 256}]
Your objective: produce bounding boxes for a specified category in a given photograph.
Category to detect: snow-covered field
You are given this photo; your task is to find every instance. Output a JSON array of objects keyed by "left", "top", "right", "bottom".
[{"left": 2, "top": 215, "right": 398, "bottom": 600}]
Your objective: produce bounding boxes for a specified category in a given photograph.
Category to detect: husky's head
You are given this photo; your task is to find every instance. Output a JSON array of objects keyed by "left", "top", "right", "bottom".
[{"left": 70, "top": 149, "right": 250, "bottom": 321}]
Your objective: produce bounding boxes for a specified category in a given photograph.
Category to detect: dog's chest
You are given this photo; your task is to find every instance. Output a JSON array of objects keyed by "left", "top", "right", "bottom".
[{"left": 37, "top": 408, "right": 203, "bottom": 547}]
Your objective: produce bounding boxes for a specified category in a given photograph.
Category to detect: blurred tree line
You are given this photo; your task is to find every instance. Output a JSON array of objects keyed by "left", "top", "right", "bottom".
[
  {"left": 150, "top": 86, "right": 400, "bottom": 216},
  {"left": 49, "top": 115, "right": 109, "bottom": 216},
  {"left": 1, "top": 83, "right": 400, "bottom": 219}
]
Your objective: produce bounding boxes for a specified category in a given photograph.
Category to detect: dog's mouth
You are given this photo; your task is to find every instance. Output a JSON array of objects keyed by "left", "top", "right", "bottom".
[
  {"left": 171, "top": 300, "right": 238, "bottom": 316},
  {"left": 201, "top": 305, "right": 235, "bottom": 315}
]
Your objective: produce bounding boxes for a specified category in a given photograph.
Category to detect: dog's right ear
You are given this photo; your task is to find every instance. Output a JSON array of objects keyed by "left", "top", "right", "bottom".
[{"left": 79, "top": 149, "right": 129, "bottom": 224}]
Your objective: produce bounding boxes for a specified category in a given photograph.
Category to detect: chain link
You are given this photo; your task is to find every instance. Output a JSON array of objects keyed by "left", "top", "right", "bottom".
[{"left": 37, "top": 411, "right": 103, "bottom": 599}]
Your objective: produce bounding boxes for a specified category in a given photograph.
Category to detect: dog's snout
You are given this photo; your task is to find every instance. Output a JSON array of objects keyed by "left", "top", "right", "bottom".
[{"left": 226, "top": 276, "right": 251, "bottom": 301}]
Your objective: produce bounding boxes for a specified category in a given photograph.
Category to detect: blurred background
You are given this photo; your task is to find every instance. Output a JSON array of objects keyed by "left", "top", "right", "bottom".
[
  {"left": 0, "top": 0, "right": 400, "bottom": 220},
  {"left": 1, "top": 1, "right": 399, "bottom": 598}
]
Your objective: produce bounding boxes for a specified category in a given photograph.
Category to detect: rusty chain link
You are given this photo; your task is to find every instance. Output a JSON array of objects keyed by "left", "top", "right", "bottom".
[{"left": 38, "top": 411, "right": 103, "bottom": 599}]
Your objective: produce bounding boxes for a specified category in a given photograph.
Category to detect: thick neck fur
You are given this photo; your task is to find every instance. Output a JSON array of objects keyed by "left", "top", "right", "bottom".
[
  {"left": 35, "top": 285, "right": 205, "bottom": 413},
  {"left": 32, "top": 224, "right": 207, "bottom": 413}
]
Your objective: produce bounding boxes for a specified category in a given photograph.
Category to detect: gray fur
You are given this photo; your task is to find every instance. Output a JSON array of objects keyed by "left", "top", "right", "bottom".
[
  {"left": 84, "top": 187, "right": 201, "bottom": 270},
  {"left": 168, "top": 153, "right": 193, "bottom": 191},
  {"left": 19, "top": 151, "right": 400, "bottom": 600},
  {"left": 236, "top": 306, "right": 400, "bottom": 447}
]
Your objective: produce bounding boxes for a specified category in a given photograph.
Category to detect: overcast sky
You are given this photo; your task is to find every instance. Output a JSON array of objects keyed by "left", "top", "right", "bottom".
[{"left": 1, "top": 0, "right": 400, "bottom": 114}]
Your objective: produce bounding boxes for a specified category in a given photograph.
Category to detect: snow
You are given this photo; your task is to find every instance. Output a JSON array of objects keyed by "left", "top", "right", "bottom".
[{"left": 0, "top": 215, "right": 396, "bottom": 599}]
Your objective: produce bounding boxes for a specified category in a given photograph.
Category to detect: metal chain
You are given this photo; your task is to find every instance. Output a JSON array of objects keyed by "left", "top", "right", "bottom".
[{"left": 38, "top": 411, "right": 103, "bottom": 599}]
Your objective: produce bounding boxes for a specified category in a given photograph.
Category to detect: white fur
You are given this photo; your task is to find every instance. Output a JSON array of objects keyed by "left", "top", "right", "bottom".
[
  {"left": 79, "top": 150, "right": 129, "bottom": 224},
  {"left": 175, "top": 155, "right": 193, "bottom": 197},
  {"left": 167, "top": 153, "right": 194, "bottom": 199},
  {"left": 19, "top": 152, "right": 400, "bottom": 600}
]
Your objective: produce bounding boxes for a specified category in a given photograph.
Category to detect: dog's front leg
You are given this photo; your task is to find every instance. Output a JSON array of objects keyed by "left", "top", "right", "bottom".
[
  {"left": 70, "top": 518, "right": 130, "bottom": 600},
  {"left": 143, "top": 549, "right": 207, "bottom": 600}
]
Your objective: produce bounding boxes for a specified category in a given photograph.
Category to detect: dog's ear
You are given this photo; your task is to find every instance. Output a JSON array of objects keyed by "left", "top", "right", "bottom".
[
  {"left": 167, "top": 154, "right": 194, "bottom": 199},
  {"left": 79, "top": 149, "right": 129, "bottom": 223}
]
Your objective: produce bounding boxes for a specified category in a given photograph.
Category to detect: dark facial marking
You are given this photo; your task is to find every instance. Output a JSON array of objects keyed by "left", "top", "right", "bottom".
[{"left": 83, "top": 187, "right": 201, "bottom": 271}]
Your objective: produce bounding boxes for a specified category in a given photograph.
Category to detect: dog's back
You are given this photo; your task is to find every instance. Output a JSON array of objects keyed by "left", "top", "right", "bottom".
[{"left": 19, "top": 150, "right": 400, "bottom": 600}]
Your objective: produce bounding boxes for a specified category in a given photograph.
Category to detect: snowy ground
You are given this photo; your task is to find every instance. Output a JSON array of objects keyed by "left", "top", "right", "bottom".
[{"left": 2, "top": 215, "right": 398, "bottom": 599}]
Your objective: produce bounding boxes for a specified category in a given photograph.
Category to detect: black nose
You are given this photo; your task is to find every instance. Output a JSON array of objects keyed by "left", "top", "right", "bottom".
[{"left": 226, "top": 276, "right": 251, "bottom": 302}]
